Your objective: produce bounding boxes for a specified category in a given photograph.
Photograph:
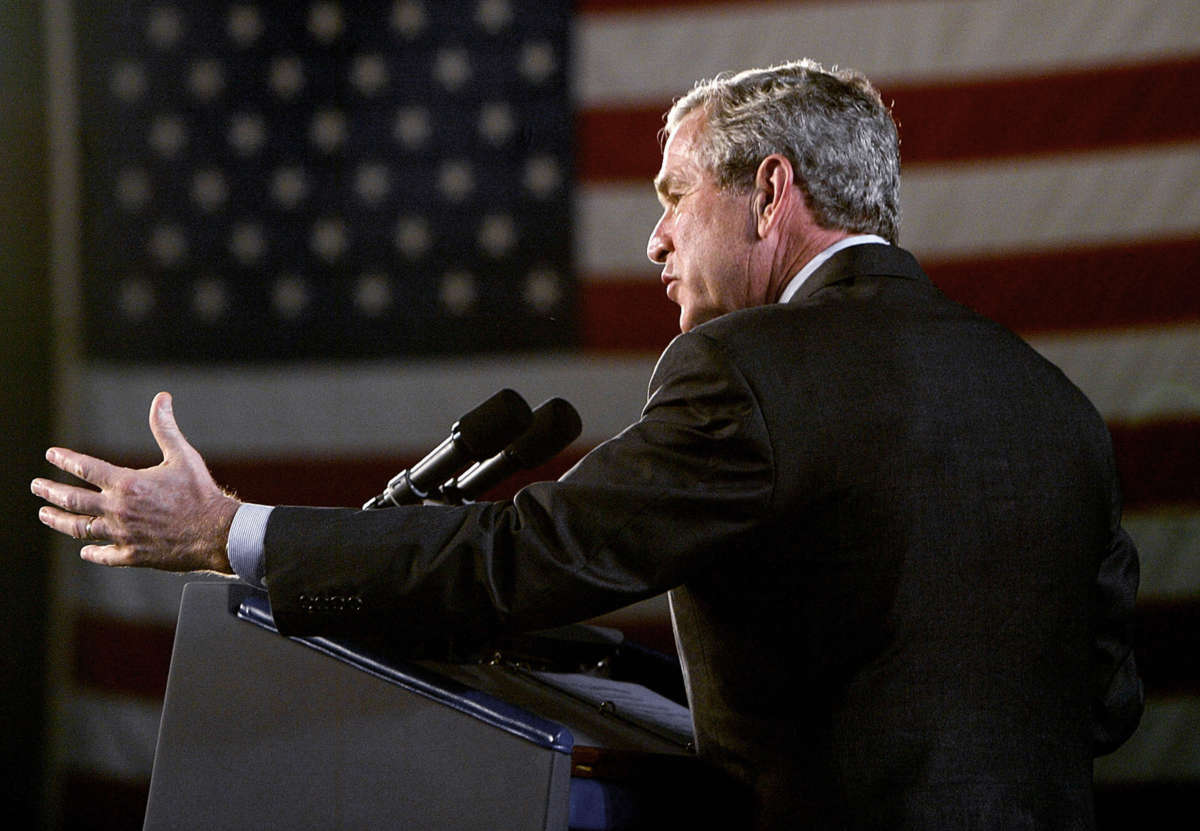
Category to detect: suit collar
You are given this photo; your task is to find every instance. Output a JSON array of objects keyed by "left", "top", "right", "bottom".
[{"left": 790, "top": 243, "right": 928, "bottom": 302}]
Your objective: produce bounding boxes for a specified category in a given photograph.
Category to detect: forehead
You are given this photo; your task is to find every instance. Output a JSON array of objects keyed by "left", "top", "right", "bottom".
[{"left": 655, "top": 109, "right": 707, "bottom": 193}]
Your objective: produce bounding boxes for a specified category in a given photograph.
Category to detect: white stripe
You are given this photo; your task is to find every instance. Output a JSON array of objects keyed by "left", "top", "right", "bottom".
[
  {"left": 1094, "top": 695, "right": 1200, "bottom": 783},
  {"left": 577, "top": 143, "right": 1200, "bottom": 274},
  {"left": 577, "top": 0, "right": 1200, "bottom": 105},
  {"left": 1026, "top": 324, "right": 1200, "bottom": 424},
  {"left": 63, "top": 692, "right": 162, "bottom": 781},
  {"left": 81, "top": 355, "right": 659, "bottom": 457},
  {"left": 62, "top": 648, "right": 1200, "bottom": 787},
  {"left": 70, "top": 556, "right": 233, "bottom": 625},
  {"left": 72, "top": 507, "right": 1199, "bottom": 626},
  {"left": 1128, "top": 511, "right": 1200, "bottom": 600},
  {"left": 79, "top": 325, "right": 1197, "bottom": 458}
]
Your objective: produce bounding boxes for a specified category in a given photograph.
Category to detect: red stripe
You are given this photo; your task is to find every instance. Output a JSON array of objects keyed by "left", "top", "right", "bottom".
[
  {"left": 207, "top": 453, "right": 589, "bottom": 508},
  {"left": 580, "top": 237, "right": 1200, "bottom": 350},
  {"left": 69, "top": 586, "right": 1200, "bottom": 703},
  {"left": 1133, "top": 599, "right": 1200, "bottom": 696},
  {"left": 578, "top": 0, "right": 876, "bottom": 12},
  {"left": 926, "top": 237, "right": 1200, "bottom": 334},
  {"left": 61, "top": 769, "right": 150, "bottom": 831},
  {"left": 200, "top": 419, "right": 1200, "bottom": 511},
  {"left": 53, "top": 768, "right": 1200, "bottom": 828},
  {"left": 581, "top": 278, "right": 680, "bottom": 353},
  {"left": 73, "top": 614, "right": 174, "bottom": 699},
  {"left": 1111, "top": 420, "right": 1200, "bottom": 510},
  {"left": 576, "top": 58, "right": 1200, "bottom": 181}
]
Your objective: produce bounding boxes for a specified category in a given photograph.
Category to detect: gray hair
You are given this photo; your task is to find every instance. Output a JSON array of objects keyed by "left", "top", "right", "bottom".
[{"left": 666, "top": 59, "right": 901, "bottom": 244}]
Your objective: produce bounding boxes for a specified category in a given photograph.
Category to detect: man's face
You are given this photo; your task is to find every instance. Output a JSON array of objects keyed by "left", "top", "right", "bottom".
[{"left": 647, "top": 110, "right": 762, "bottom": 333}]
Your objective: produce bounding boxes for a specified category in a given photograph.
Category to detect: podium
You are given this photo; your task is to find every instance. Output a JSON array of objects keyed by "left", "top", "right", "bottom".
[{"left": 144, "top": 583, "right": 735, "bottom": 830}]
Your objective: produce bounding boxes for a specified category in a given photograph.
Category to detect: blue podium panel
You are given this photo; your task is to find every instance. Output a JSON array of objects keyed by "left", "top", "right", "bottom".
[{"left": 145, "top": 583, "right": 573, "bottom": 831}]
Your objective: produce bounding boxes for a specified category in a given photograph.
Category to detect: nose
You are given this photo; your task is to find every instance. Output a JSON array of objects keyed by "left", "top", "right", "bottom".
[{"left": 647, "top": 209, "right": 671, "bottom": 264}]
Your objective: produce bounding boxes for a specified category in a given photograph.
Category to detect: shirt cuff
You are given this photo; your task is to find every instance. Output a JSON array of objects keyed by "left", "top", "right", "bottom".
[{"left": 226, "top": 502, "right": 273, "bottom": 589}]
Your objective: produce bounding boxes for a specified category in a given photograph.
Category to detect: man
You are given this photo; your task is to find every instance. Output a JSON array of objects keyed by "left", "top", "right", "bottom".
[{"left": 34, "top": 60, "right": 1141, "bottom": 828}]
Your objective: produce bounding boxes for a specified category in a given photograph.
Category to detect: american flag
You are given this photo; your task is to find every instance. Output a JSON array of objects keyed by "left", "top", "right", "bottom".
[
  {"left": 44, "top": 1, "right": 1199, "bottom": 827},
  {"left": 76, "top": 0, "right": 575, "bottom": 360}
]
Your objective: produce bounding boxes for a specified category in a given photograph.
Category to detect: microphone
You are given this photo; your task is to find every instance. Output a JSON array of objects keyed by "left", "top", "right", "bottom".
[
  {"left": 362, "top": 389, "right": 533, "bottom": 509},
  {"left": 441, "top": 397, "right": 582, "bottom": 503}
]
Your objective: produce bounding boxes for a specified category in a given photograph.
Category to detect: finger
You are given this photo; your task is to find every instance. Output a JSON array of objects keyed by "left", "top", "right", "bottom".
[
  {"left": 45, "top": 446, "right": 123, "bottom": 488},
  {"left": 31, "top": 477, "right": 105, "bottom": 517},
  {"left": 80, "top": 543, "right": 132, "bottom": 567},
  {"left": 148, "top": 392, "right": 195, "bottom": 465},
  {"left": 38, "top": 505, "right": 97, "bottom": 540}
]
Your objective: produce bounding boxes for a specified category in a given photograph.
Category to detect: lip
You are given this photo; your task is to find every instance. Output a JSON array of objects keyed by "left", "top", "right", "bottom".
[{"left": 663, "top": 275, "right": 679, "bottom": 301}]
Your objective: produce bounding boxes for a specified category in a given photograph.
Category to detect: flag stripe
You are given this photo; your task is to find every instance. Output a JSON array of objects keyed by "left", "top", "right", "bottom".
[
  {"left": 575, "top": 0, "right": 1200, "bottom": 106},
  {"left": 74, "top": 614, "right": 172, "bottom": 701},
  {"left": 65, "top": 508, "right": 1200, "bottom": 630},
  {"left": 81, "top": 418, "right": 1195, "bottom": 514},
  {"left": 79, "top": 326, "right": 1199, "bottom": 457},
  {"left": 581, "top": 237, "right": 1200, "bottom": 351},
  {"left": 924, "top": 238, "right": 1200, "bottom": 334},
  {"left": 578, "top": 143, "right": 1200, "bottom": 274},
  {"left": 578, "top": 56, "right": 1200, "bottom": 182},
  {"left": 1111, "top": 421, "right": 1200, "bottom": 509},
  {"left": 68, "top": 600, "right": 1200, "bottom": 703}
]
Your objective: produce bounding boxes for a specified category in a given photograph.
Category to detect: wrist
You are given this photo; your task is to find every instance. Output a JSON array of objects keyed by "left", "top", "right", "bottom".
[{"left": 205, "top": 492, "right": 242, "bottom": 573}]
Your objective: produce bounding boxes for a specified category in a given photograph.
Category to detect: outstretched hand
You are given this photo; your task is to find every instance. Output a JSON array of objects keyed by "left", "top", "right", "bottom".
[{"left": 31, "top": 392, "right": 240, "bottom": 574}]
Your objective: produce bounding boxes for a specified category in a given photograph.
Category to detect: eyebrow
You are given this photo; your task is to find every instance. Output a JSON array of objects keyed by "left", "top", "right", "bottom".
[{"left": 654, "top": 172, "right": 680, "bottom": 201}]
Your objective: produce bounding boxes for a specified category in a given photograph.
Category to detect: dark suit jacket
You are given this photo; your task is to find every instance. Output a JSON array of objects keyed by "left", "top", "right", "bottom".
[{"left": 263, "top": 244, "right": 1142, "bottom": 829}]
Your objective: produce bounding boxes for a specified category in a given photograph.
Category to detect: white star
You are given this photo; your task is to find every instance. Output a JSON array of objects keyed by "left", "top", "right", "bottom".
[
  {"left": 440, "top": 271, "right": 477, "bottom": 315},
  {"left": 350, "top": 54, "right": 389, "bottom": 96},
  {"left": 269, "top": 56, "right": 306, "bottom": 99},
  {"left": 191, "top": 169, "right": 228, "bottom": 212},
  {"left": 149, "top": 115, "right": 187, "bottom": 158},
  {"left": 228, "top": 112, "right": 267, "bottom": 156},
  {"left": 118, "top": 277, "right": 155, "bottom": 321},
  {"left": 192, "top": 277, "right": 228, "bottom": 323},
  {"left": 475, "top": 0, "right": 512, "bottom": 34},
  {"left": 524, "top": 268, "right": 561, "bottom": 314},
  {"left": 311, "top": 217, "right": 348, "bottom": 263},
  {"left": 519, "top": 40, "right": 557, "bottom": 84},
  {"left": 478, "top": 214, "right": 516, "bottom": 257},
  {"left": 229, "top": 223, "right": 267, "bottom": 265},
  {"left": 438, "top": 160, "right": 475, "bottom": 202},
  {"left": 115, "top": 168, "right": 152, "bottom": 212},
  {"left": 523, "top": 155, "right": 562, "bottom": 198},
  {"left": 390, "top": 0, "right": 427, "bottom": 39},
  {"left": 394, "top": 215, "right": 431, "bottom": 258},
  {"left": 227, "top": 5, "right": 264, "bottom": 47},
  {"left": 310, "top": 109, "right": 347, "bottom": 153},
  {"left": 109, "top": 62, "right": 146, "bottom": 102},
  {"left": 478, "top": 102, "right": 515, "bottom": 146},
  {"left": 433, "top": 47, "right": 472, "bottom": 92},
  {"left": 355, "top": 163, "right": 391, "bottom": 206},
  {"left": 273, "top": 275, "right": 310, "bottom": 319},
  {"left": 147, "top": 6, "right": 184, "bottom": 50},
  {"left": 271, "top": 166, "right": 310, "bottom": 209},
  {"left": 308, "top": 2, "right": 344, "bottom": 43},
  {"left": 355, "top": 272, "right": 392, "bottom": 317},
  {"left": 188, "top": 59, "right": 224, "bottom": 100},
  {"left": 148, "top": 225, "right": 187, "bottom": 267},
  {"left": 393, "top": 106, "right": 432, "bottom": 149}
]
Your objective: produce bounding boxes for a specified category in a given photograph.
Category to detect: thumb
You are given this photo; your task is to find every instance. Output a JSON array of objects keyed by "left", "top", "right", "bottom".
[{"left": 148, "top": 391, "right": 193, "bottom": 464}]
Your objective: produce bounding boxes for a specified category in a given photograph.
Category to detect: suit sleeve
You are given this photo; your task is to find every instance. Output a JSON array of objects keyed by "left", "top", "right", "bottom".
[
  {"left": 262, "top": 331, "right": 775, "bottom": 638},
  {"left": 1091, "top": 521, "right": 1144, "bottom": 755}
]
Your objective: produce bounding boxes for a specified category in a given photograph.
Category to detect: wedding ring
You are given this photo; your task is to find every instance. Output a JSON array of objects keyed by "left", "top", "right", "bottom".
[{"left": 84, "top": 516, "right": 97, "bottom": 539}]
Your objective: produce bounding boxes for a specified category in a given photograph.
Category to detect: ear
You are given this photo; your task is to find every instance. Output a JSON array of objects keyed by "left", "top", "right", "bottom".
[{"left": 752, "top": 154, "right": 795, "bottom": 239}]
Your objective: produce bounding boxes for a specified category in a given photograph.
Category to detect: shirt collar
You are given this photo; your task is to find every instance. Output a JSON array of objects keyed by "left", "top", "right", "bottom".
[{"left": 777, "top": 234, "right": 890, "bottom": 303}]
